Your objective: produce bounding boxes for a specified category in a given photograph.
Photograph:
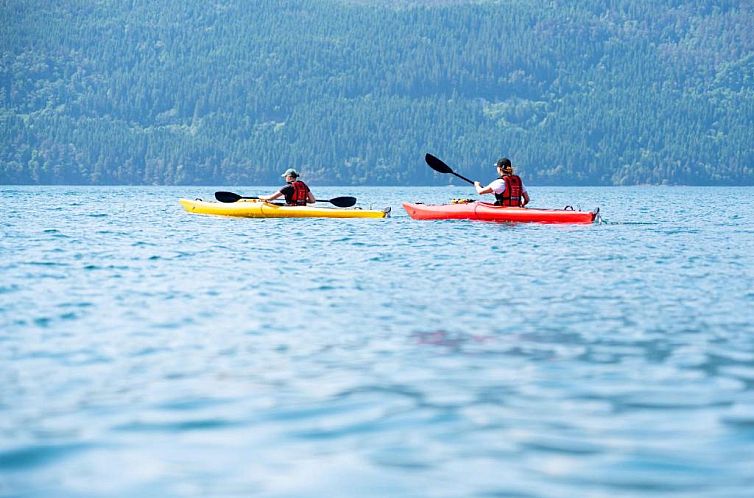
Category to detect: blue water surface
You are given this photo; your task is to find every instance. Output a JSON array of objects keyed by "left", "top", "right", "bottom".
[{"left": 1, "top": 186, "right": 753, "bottom": 498}]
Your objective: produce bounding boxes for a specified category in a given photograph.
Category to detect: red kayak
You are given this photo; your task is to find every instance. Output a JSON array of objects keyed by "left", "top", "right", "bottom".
[{"left": 403, "top": 201, "right": 599, "bottom": 224}]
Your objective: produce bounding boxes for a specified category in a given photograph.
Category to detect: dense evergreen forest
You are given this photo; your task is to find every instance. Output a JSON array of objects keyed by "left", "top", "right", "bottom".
[{"left": 1, "top": 0, "right": 752, "bottom": 185}]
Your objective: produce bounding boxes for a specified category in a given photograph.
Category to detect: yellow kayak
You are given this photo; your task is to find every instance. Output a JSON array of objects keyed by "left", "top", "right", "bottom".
[{"left": 179, "top": 198, "right": 390, "bottom": 219}]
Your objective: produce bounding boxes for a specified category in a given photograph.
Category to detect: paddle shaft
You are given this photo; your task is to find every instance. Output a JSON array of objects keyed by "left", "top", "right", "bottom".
[
  {"left": 215, "top": 191, "right": 356, "bottom": 207},
  {"left": 450, "top": 171, "right": 475, "bottom": 185}
]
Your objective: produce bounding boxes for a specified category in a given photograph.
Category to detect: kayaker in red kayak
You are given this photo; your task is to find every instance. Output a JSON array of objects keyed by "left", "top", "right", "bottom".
[
  {"left": 259, "top": 168, "right": 316, "bottom": 206},
  {"left": 474, "top": 157, "right": 530, "bottom": 207}
]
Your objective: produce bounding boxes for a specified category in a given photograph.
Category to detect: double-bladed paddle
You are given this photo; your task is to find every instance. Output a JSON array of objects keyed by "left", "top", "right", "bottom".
[
  {"left": 424, "top": 153, "right": 476, "bottom": 185},
  {"left": 215, "top": 191, "right": 357, "bottom": 208}
]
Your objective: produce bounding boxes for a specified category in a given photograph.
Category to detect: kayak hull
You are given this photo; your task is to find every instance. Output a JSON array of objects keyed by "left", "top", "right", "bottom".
[
  {"left": 402, "top": 202, "right": 598, "bottom": 224},
  {"left": 180, "top": 198, "right": 390, "bottom": 219}
]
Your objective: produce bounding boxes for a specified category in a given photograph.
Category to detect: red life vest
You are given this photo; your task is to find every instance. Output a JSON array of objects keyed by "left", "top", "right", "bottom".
[
  {"left": 287, "top": 180, "right": 310, "bottom": 206},
  {"left": 494, "top": 175, "right": 524, "bottom": 206}
]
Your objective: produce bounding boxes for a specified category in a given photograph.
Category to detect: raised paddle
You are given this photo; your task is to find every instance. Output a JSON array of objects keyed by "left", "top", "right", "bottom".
[
  {"left": 425, "top": 153, "right": 476, "bottom": 185},
  {"left": 214, "top": 191, "right": 357, "bottom": 208}
]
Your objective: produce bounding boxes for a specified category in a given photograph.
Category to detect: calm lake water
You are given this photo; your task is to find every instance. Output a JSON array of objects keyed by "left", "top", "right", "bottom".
[{"left": 1, "top": 186, "right": 753, "bottom": 498}]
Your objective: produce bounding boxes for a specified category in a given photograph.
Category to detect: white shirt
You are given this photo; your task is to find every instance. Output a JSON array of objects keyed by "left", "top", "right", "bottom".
[{"left": 488, "top": 178, "right": 527, "bottom": 195}]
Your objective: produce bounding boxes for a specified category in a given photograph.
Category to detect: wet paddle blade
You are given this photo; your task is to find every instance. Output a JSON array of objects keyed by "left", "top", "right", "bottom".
[
  {"left": 425, "top": 153, "right": 453, "bottom": 174},
  {"left": 327, "top": 196, "right": 357, "bottom": 208},
  {"left": 215, "top": 191, "right": 243, "bottom": 203}
]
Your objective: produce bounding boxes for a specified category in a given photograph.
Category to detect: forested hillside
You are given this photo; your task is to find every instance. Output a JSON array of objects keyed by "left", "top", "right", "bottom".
[{"left": 1, "top": 0, "right": 752, "bottom": 185}]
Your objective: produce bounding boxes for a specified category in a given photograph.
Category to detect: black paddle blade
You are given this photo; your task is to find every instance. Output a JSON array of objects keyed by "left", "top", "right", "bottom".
[
  {"left": 425, "top": 153, "right": 476, "bottom": 185},
  {"left": 215, "top": 191, "right": 242, "bottom": 203},
  {"left": 425, "top": 153, "right": 453, "bottom": 174},
  {"left": 328, "top": 196, "right": 357, "bottom": 208}
]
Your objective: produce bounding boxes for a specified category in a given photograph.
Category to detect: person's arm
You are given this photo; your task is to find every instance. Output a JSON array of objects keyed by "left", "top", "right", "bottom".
[
  {"left": 259, "top": 191, "right": 283, "bottom": 201},
  {"left": 306, "top": 190, "right": 316, "bottom": 204},
  {"left": 522, "top": 190, "right": 530, "bottom": 207},
  {"left": 474, "top": 181, "right": 493, "bottom": 195}
]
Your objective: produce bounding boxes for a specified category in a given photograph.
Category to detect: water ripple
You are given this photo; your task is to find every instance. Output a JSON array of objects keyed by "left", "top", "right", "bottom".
[{"left": 0, "top": 186, "right": 753, "bottom": 497}]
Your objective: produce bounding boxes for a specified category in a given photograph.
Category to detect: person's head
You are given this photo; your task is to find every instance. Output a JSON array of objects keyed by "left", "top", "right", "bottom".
[
  {"left": 495, "top": 157, "right": 513, "bottom": 176},
  {"left": 281, "top": 168, "right": 299, "bottom": 181}
]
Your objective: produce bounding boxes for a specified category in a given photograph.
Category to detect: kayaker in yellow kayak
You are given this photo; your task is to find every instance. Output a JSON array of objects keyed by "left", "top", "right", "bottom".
[
  {"left": 259, "top": 168, "right": 316, "bottom": 206},
  {"left": 474, "top": 157, "right": 530, "bottom": 207}
]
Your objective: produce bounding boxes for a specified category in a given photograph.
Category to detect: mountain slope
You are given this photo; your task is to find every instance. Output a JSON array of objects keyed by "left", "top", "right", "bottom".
[{"left": 1, "top": 0, "right": 751, "bottom": 185}]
